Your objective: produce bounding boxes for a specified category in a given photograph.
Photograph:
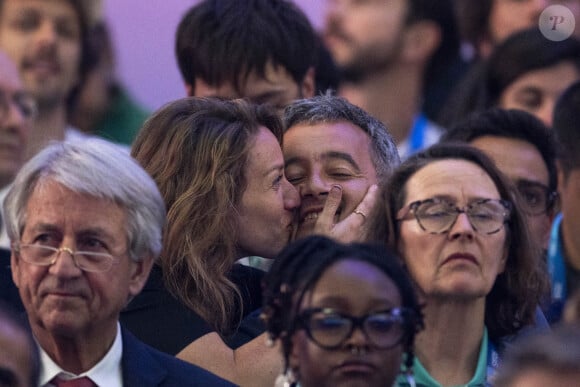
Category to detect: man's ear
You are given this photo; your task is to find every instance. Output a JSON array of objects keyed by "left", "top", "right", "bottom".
[
  {"left": 401, "top": 20, "right": 441, "bottom": 64},
  {"left": 185, "top": 83, "right": 194, "bottom": 97},
  {"left": 478, "top": 37, "right": 494, "bottom": 59},
  {"left": 127, "top": 255, "right": 155, "bottom": 299},
  {"left": 300, "top": 67, "right": 316, "bottom": 98},
  {"left": 556, "top": 160, "right": 567, "bottom": 196},
  {"left": 11, "top": 250, "right": 21, "bottom": 289}
]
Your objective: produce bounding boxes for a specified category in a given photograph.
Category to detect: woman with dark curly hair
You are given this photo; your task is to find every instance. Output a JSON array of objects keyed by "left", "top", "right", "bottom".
[
  {"left": 367, "top": 143, "right": 549, "bottom": 386},
  {"left": 262, "top": 235, "right": 423, "bottom": 387}
]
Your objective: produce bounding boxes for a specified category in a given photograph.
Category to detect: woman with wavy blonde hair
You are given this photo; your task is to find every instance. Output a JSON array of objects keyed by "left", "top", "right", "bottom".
[{"left": 122, "top": 97, "right": 299, "bottom": 354}]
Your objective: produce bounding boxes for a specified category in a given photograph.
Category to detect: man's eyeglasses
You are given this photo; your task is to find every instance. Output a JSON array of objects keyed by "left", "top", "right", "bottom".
[
  {"left": 397, "top": 198, "right": 512, "bottom": 235},
  {"left": 0, "top": 90, "right": 37, "bottom": 122},
  {"left": 12, "top": 243, "right": 117, "bottom": 273},
  {"left": 515, "top": 180, "right": 557, "bottom": 216},
  {"left": 297, "top": 307, "right": 410, "bottom": 350}
]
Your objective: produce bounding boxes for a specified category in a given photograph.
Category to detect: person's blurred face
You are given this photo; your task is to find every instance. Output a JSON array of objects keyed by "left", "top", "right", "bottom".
[
  {"left": 323, "top": 0, "right": 408, "bottom": 79},
  {"left": 558, "top": 167, "right": 580, "bottom": 268},
  {"left": 508, "top": 368, "right": 580, "bottom": 387},
  {"left": 290, "top": 259, "right": 404, "bottom": 387},
  {"left": 398, "top": 160, "right": 508, "bottom": 300},
  {"left": 11, "top": 180, "right": 152, "bottom": 343},
  {"left": 488, "top": 0, "right": 548, "bottom": 44},
  {"left": 471, "top": 136, "right": 553, "bottom": 249},
  {"left": 0, "top": 0, "right": 82, "bottom": 109},
  {"left": 0, "top": 51, "right": 31, "bottom": 188},
  {"left": 499, "top": 61, "right": 580, "bottom": 127},
  {"left": 235, "top": 127, "right": 300, "bottom": 258},
  {"left": 283, "top": 121, "right": 378, "bottom": 240},
  {"left": 0, "top": 320, "right": 33, "bottom": 387},
  {"left": 192, "top": 61, "right": 315, "bottom": 111}
]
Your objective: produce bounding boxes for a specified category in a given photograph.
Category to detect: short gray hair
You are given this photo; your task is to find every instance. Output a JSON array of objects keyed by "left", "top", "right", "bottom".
[
  {"left": 3, "top": 139, "right": 166, "bottom": 261},
  {"left": 283, "top": 94, "right": 400, "bottom": 184}
]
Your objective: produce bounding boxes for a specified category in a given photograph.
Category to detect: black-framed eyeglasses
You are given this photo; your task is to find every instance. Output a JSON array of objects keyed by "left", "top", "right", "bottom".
[
  {"left": 397, "top": 198, "right": 512, "bottom": 235},
  {"left": 12, "top": 243, "right": 117, "bottom": 273},
  {"left": 297, "top": 307, "right": 409, "bottom": 350},
  {"left": 0, "top": 90, "right": 37, "bottom": 122},
  {"left": 514, "top": 180, "right": 557, "bottom": 216}
]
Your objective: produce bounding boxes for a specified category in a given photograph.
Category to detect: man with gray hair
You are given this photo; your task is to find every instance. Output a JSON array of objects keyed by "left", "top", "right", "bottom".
[
  {"left": 4, "top": 139, "right": 234, "bottom": 386},
  {"left": 166, "top": 95, "right": 400, "bottom": 386},
  {"left": 283, "top": 94, "right": 400, "bottom": 241}
]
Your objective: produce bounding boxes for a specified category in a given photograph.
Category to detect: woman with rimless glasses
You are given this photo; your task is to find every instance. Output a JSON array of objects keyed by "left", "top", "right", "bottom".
[
  {"left": 368, "top": 143, "right": 549, "bottom": 386},
  {"left": 261, "top": 236, "right": 423, "bottom": 387}
]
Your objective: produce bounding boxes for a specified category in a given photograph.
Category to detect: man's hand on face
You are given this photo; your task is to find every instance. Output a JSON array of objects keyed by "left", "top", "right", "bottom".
[{"left": 312, "top": 184, "right": 378, "bottom": 243}]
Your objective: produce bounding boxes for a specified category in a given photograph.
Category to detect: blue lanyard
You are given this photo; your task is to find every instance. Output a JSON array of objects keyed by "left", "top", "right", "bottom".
[
  {"left": 409, "top": 114, "right": 428, "bottom": 153},
  {"left": 486, "top": 340, "right": 499, "bottom": 385},
  {"left": 546, "top": 213, "right": 566, "bottom": 322},
  {"left": 548, "top": 213, "right": 567, "bottom": 303}
]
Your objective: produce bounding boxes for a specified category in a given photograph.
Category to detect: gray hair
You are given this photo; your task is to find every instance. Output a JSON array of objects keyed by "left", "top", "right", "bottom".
[
  {"left": 283, "top": 94, "right": 400, "bottom": 184},
  {"left": 3, "top": 138, "right": 166, "bottom": 261}
]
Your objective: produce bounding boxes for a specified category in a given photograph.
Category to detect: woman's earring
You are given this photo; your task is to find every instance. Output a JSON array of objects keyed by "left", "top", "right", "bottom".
[{"left": 274, "top": 369, "right": 296, "bottom": 387}]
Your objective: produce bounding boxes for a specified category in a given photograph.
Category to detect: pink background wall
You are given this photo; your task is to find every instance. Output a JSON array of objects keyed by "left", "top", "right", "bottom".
[{"left": 103, "top": 1, "right": 326, "bottom": 111}]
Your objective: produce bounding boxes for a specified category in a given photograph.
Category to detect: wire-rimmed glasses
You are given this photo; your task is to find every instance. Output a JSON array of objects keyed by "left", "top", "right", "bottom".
[
  {"left": 397, "top": 198, "right": 512, "bottom": 235},
  {"left": 12, "top": 243, "right": 117, "bottom": 273}
]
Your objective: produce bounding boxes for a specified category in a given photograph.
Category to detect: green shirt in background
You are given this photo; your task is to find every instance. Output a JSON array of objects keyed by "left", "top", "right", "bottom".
[
  {"left": 395, "top": 327, "right": 489, "bottom": 387},
  {"left": 93, "top": 86, "right": 150, "bottom": 146}
]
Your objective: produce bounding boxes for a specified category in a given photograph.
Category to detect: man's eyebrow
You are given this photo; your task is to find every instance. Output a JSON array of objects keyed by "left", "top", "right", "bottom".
[
  {"left": 515, "top": 86, "right": 541, "bottom": 95},
  {"left": 284, "top": 156, "right": 302, "bottom": 168},
  {"left": 27, "top": 223, "right": 59, "bottom": 233},
  {"left": 323, "top": 151, "right": 361, "bottom": 172},
  {"left": 249, "top": 90, "right": 285, "bottom": 105},
  {"left": 285, "top": 151, "right": 361, "bottom": 172}
]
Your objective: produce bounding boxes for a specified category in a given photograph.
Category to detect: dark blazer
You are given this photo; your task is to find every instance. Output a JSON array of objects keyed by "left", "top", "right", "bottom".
[
  {"left": 121, "top": 263, "right": 264, "bottom": 355},
  {"left": 0, "top": 247, "right": 24, "bottom": 312},
  {"left": 121, "top": 327, "right": 237, "bottom": 387}
]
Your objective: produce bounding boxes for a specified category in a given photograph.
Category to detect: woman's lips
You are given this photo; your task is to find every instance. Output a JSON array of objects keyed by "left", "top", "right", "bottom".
[
  {"left": 442, "top": 253, "right": 478, "bottom": 265},
  {"left": 334, "top": 359, "right": 376, "bottom": 374}
]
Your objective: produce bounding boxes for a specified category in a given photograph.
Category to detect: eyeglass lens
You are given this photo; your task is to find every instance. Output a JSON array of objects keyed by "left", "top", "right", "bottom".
[
  {"left": 414, "top": 199, "right": 508, "bottom": 234},
  {"left": 304, "top": 309, "right": 404, "bottom": 350},
  {"left": 17, "top": 244, "right": 114, "bottom": 272},
  {"left": 515, "top": 180, "right": 552, "bottom": 215}
]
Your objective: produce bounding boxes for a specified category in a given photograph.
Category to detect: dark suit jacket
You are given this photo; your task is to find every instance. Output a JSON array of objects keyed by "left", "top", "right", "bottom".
[
  {"left": 0, "top": 247, "right": 24, "bottom": 312},
  {"left": 121, "top": 327, "right": 237, "bottom": 386}
]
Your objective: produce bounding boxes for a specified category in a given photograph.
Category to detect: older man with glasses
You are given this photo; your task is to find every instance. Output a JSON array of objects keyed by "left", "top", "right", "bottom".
[{"left": 3, "top": 138, "right": 235, "bottom": 386}]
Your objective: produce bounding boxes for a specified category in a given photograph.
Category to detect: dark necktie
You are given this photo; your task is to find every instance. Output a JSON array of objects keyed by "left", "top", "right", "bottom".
[{"left": 50, "top": 376, "right": 97, "bottom": 387}]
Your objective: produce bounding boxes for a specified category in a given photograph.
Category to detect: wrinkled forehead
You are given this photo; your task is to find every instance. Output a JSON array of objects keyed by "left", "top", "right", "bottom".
[
  {"left": 403, "top": 159, "right": 500, "bottom": 204},
  {"left": 284, "top": 120, "right": 371, "bottom": 155}
]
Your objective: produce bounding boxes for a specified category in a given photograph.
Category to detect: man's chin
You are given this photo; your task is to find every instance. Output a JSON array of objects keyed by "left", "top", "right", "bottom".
[{"left": 294, "top": 224, "right": 315, "bottom": 241}]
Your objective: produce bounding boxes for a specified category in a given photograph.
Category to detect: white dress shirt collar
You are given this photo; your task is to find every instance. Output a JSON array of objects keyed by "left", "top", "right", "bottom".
[{"left": 39, "top": 322, "right": 124, "bottom": 387}]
